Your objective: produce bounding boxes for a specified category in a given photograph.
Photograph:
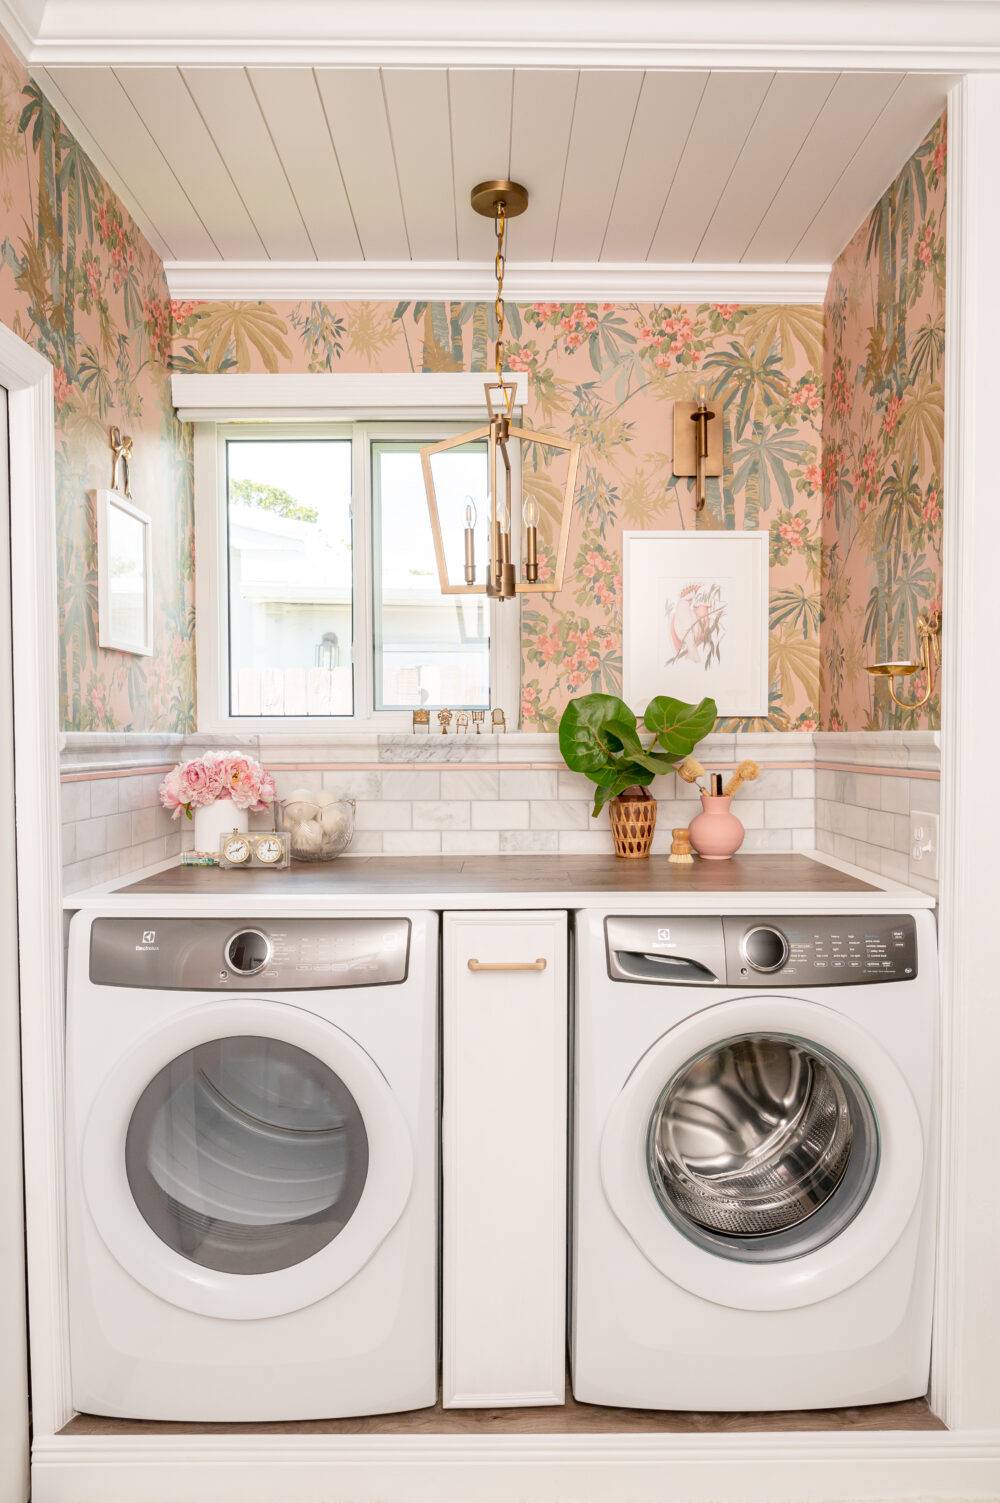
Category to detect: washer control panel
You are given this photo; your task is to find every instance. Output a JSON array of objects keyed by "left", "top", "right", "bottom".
[
  {"left": 605, "top": 914, "right": 917, "bottom": 986},
  {"left": 723, "top": 915, "right": 917, "bottom": 985},
  {"left": 90, "top": 917, "right": 411, "bottom": 990}
]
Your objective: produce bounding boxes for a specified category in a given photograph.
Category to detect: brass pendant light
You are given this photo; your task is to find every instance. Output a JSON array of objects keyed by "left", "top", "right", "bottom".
[{"left": 420, "top": 180, "right": 581, "bottom": 601}]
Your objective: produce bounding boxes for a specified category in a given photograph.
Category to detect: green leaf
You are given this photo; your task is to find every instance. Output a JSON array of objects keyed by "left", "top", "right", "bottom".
[
  {"left": 592, "top": 768, "right": 652, "bottom": 816},
  {"left": 629, "top": 749, "right": 684, "bottom": 776},
  {"left": 644, "top": 695, "right": 717, "bottom": 757},
  {"left": 558, "top": 694, "right": 638, "bottom": 777},
  {"left": 602, "top": 716, "right": 644, "bottom": 757}
]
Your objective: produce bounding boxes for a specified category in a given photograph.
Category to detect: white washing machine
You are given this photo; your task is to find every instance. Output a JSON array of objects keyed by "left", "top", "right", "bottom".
[
  {"left": 571, "top": 908, "right": 937, "bottom": 1411},
  {"left": 65, "top": 910, "right": 438, "bottom": 1421}
]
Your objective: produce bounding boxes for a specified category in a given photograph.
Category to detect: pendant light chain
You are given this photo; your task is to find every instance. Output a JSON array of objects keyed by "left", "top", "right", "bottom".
[
  {"left": 420, "top": 179, "right": 580, "bottom": 608},
  {"left": 494, "top": 200, "right": 506, "bottom": 382}
]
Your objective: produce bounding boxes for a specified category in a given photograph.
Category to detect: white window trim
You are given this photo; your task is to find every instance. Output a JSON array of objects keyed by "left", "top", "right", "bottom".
[{"left": 193, "top": 417, "right": 522, "bottom": 735}]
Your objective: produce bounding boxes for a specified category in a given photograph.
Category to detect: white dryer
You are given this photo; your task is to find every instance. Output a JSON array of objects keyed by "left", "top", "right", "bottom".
[
  {"left": 66, "top": 910, "right": 438, "bottom": 1421},
  {"left": 571, "top": 909, "right": 937, "bottom": 1411}
]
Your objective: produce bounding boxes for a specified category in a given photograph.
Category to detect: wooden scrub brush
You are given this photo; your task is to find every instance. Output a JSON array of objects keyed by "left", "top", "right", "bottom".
[
  {"left": 677, "top": 757, "right": 707, "bottom": 788},
  {"left": 669, "top": 828, "right": 694, "bottom": 864},
  {"left": 723, "top": 760, "right": 760, "bottom": 797}
]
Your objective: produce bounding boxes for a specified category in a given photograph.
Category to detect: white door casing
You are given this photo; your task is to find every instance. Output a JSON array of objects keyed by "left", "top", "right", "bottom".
[
  {"left": 80, "top": 998, "right": 414, "bottom": 1319},
  {"left": 0, "top": 380, "right": 29, "bottom": 1503},
  {"left": 600, "top": 996, "right": 924, "bottom": 1312}
]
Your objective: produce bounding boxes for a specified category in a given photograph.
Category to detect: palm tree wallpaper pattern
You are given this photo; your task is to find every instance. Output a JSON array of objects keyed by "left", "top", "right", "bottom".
[
  {"left": 821, "top": 115, "right": 945, "bottom": 732},
  {"left": 0, "top": 26, "right": 941, "bottom": 739},
  {"left": 0, "top": 45, "right": 194, "bottom": 732},
  {"left": 171, "top": 295, "right": 828, "bottom": 734},
  {"left": 170, "top": 121, "right": 944, "bottom": 736}
]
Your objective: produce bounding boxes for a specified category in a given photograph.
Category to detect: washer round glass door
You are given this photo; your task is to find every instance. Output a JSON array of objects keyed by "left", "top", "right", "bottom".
[
  {"left": 125, "top": 1036, "right": 369, "bottom": 1276},
  {"left": 599, "top": 996, "right": 924, "bottom": 1311},
  {"left": 82, "top": 998, "right": 414, "bottom": 1319},
  {"left": 646, "top": 1032, "right": 878, "bottom": 1263}
]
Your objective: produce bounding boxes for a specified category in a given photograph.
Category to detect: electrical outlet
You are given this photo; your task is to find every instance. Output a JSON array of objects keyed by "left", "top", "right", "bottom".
[{"left": 910, "top": 811, "right": 939, "bottom": 880}]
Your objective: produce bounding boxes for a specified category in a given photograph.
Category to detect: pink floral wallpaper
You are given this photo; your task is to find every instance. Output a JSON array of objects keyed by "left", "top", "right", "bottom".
[
  {"left": 0, "top": 38, "right": 941, "bottom": 741},
  {"left": 172, "top": 298, "right": 825, "bottom": 731},
  {"left": 821, "top": 114, "right": 945, "bottom": 730},
  {"left": 0, "top": 39, "right": 194, "bottom": 732}
]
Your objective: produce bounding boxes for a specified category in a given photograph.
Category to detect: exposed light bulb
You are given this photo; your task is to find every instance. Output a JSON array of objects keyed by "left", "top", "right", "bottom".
[
  {"left": 497, "top": 497, "right": 511, "bottom": 533},
  {"left": 465, "top": 497, "right": 477, "bottom": 528},
  {"left": 523, "top": 496, "right": 538, "bottom": 529}
]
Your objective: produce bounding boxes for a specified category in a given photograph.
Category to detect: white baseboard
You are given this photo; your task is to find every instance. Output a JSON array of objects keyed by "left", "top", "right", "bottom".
[{"left": 30, "top": 1430, "right": 1000, "bottom": 1503}]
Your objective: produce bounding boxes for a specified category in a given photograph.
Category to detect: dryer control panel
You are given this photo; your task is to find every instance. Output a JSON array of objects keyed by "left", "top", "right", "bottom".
[
  {"left": 605, "top": 914, "right": 917, "bottom": 986},
  {"left": 89, "top": 917, "right": 411, "bottom": 990}
]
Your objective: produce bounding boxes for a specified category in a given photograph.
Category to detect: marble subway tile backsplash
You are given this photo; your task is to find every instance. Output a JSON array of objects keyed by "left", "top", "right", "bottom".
[
  {"left": 61, "top": 770, "right": 186, "bottom": 893},
  {"left": 58, "top": 730, "right": 938, "bottom": 890},
  {"left": 261, "top": 761, "right": 816, "bottom": 859},
  {"left": 814, "top": 767, "right": 939, "bottom": 896}
]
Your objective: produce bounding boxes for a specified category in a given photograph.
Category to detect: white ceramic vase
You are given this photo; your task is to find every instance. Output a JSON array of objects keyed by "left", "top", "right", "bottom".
[{"left": 193, "top": 799, "right": 248, "bottom": 854}]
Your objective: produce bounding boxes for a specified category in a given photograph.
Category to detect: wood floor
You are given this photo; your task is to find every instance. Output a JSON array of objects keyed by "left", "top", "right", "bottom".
[{"left": 61, "top": 1392, "right": 943, "bottom": 1437}]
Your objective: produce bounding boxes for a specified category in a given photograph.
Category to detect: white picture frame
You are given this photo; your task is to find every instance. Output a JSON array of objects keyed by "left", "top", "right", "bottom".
[
  {"left": 622, "top": 529, "right": 768, "bottom": 717},
  {"left": 95, "top": 489, "right": 153, "bottom": 656}
]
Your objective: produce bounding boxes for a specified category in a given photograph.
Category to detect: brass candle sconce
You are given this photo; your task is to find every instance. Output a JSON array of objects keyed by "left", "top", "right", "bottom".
[
  {"left": 865, "top": 610, "right": 942, "bottom": 710},
  {"left": 673, "top": 385, "right": 723, "bottom": 511}
]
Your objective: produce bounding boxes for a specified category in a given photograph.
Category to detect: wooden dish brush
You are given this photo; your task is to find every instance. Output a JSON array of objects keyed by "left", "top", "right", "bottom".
[{"left": 723, "top": 760, "right": 760, "bottom": 797}]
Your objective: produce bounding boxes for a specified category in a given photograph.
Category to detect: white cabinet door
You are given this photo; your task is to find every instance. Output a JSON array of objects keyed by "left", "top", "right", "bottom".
[{"left": 442, "top": 910, "right": 567, "bottom": 1407}]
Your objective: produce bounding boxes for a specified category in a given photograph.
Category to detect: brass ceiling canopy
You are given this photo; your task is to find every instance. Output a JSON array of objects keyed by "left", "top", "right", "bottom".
[
  {"left": 420, "top": 178, "right": 581, "bottom": 604},
  {"left": 470, "top": 179, "right": 529, "bottom": 219}
]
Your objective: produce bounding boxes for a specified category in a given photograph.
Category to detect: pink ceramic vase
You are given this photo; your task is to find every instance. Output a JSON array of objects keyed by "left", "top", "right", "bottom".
[{"left": 688, "top": 792, "right": 745, "bottom": 861}]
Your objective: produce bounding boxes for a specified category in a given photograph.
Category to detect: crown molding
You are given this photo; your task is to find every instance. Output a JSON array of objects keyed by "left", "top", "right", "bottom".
[
  {"left": 8, "top": 0, "right": 1000, "bottom": 68},
  {"left": 0, "top": 0, "right": 41, "bottom": 59},
  {"left": 165, "top": 261, "right": 831, "bottom": 306}
]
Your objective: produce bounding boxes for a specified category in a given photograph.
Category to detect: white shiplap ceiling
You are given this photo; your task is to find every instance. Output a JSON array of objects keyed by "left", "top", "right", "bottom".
[{"left": 35, "top": 64, "right": 953, "bottom": 294}]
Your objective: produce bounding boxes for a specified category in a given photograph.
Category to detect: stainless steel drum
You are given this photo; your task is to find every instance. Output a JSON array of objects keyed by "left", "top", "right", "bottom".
[{"left": 648, "top": 1034, "right": 868, "bottom": 1246}]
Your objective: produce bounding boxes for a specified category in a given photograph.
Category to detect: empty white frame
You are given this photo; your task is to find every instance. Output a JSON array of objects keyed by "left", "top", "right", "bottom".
[
  {"left": 623, "top": 529, "right": 768, "bottom": 717},
  {"left": 95, "top": 489, "right": 153, "bottom": 656}
]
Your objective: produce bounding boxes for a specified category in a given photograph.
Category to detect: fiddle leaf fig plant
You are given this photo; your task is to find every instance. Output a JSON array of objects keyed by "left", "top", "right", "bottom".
[{"left": 558, "top": 692, "right": 717, "bottom": 816}]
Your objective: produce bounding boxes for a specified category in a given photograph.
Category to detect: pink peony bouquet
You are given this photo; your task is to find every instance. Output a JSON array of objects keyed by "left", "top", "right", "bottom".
[{"left": 159, "top": 751, "right": 276, "bottom": 821}]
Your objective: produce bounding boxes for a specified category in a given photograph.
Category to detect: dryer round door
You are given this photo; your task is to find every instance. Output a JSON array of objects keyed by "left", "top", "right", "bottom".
[
  {"left": 600, "top": 995, "right": 924, "bottom": 1311},
  {"left": 81, "top": 997, "right": 414, "bottom": 1319}
]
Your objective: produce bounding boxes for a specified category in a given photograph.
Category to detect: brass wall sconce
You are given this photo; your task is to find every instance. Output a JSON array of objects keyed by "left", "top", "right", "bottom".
[
  {"left": 673, "top": 385, "right": 723, "bottom": 511},
  {"left": 866, "top": 610, "right": 942, "bottom": 710},
  {"left": 421, "top": 180, "right": 581, "bottom": 602}
]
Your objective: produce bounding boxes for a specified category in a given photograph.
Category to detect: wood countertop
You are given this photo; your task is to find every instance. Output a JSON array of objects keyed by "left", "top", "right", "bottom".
[
  {"left": 118, "top": 853, "right": 875, "bottom": 897},
  {"left": 62, "top": 851, "right": 940, "bottom": 915}
]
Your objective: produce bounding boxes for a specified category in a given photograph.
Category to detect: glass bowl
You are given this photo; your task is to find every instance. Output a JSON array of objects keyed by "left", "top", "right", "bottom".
[{"left": 277, "top": 794, "right": 356, "bottom": 862}]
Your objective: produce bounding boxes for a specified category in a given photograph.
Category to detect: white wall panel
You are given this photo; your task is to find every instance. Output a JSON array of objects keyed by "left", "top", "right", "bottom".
[
  {"left": 601, "top": 71, "right": 707, "bottom": 262},
  {"left": 696, "top": 71, "right": 837, "bottom": 262},
  {"left": 744, "top": 72, "right": 903, "bottom": 262},
  {"left": 794, "top": 74, "right": 951, "bottom": 262},
  {"left": 381, "top": 68, "right": 456, "bottom": 260},
  {"left": 649, "top": 70, "right": 773, "bottom": 262},
  {"left": 116, "top": 66, "right": 264, "bottom": 260},
  {"left": 314, "top": 68, "right": 409, "bottom": 260},
  {"left": 507, "top": 68, "right": 578, "bottom": 262},
  {"left": 181, "top": 67, "right": 313, "bottom": 260},
  {"left": 47, "top": 65, "right": 215, "bottom": 258},
  {"left": 554, "top": 70, "right": 643, "bottom": 262},
  {"left": 39, "top": 64, "right": 949, "bottom": 277},
  {"left": 248, "top": 68, "right": 362, "bottom": 260},
  {"left": 33, "top": 66, "right": 172, "bottom": 260},
  {"left": 450, "top": 68, "right": 514, "bottom": 260}
]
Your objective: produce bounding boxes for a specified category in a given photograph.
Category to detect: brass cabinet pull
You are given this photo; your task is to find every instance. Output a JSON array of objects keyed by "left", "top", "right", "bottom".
[{"left": 467, "top": 957, "right": 547, "bottom": 973}]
